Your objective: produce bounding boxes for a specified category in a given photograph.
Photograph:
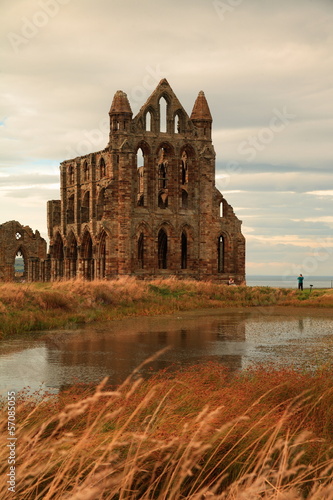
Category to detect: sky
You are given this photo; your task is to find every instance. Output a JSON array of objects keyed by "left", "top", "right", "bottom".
[{"left": 1, "top": 0, "right": 333, "bottom": 276}]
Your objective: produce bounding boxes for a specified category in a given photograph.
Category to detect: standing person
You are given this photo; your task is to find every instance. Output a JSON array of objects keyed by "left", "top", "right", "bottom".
[{"left": 297, "top": 274, "right": 304, "bottom": 290}]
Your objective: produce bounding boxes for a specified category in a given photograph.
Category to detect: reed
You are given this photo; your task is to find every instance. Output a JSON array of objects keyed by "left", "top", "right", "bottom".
[{"left": 2, "top": 362, "right": 333, "bottom": 499}]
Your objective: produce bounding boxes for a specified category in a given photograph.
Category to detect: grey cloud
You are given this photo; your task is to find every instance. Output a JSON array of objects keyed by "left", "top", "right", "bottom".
[
  {"left": 218, "top": 172, "right": 333, "bottom": 194},
  {"left": 1, "top": 0, "right": 332, "bottom": 274},
  {"left": 3, "top": 187, "right": 59, "bottom": 199},
  {"left": 0, "top": 174, "right": 59, "bottom": 187}
]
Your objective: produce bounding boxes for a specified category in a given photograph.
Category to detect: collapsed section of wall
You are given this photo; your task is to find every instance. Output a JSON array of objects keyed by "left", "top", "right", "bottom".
[{"left": 0, "top": 221, "right": 49, "bottom": 282}]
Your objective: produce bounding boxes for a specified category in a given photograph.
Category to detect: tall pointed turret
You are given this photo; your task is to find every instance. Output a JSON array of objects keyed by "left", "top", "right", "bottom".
[
  {"left": 190, "top": 91, "right": 212, "bottom": 139},
  {"left": 109, "top": 90, "right": 133, "bottom": 138},
  {"left": 109, "top": 90, "right": 132, "bottom": 115}
]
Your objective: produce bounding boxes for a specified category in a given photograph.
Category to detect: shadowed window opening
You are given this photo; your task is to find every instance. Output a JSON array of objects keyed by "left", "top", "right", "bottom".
[
  {"left": 82, "top": 232, "right": 94, "bottom": 280},
  {"left": 181, "top": 151, "right": 188, "bottom": 184},
  {"left": 138, "top": 233, "right": 144, "bottom": 269},
  {"left": 158, "top": 162, "right": 167, "bottom": 189},
  {"left": 68, "top": 165, "right": 74, "bottom": 184},
  {"left": 100, "top": 158, "right": 106, "bottom": 178},
  {"left": 99, "top": 231, "right": 107, "bottom": 279},
  {"left": 97, "top": 189, "right": 106, "bottom": 221},
  {"left": 81, "top": 192, "right": 90, "bottom": 223},
  {"left": 181, "top": 232, "right": 187, "bottom": 269},
  {"left": 83, "top": 161, "right": 89, "bottom": 181},
  {"left": 158, "top": 229, "right": 168, "bottom": 269},
  {"left": 218, "top": 235, "right": 224, "bottom": 273},
  {"left": 54, "top": 233, "right": 64, "bottom": 278},
  {"left": 181, "top": 189, "right": 188, "bottom": 209},
  {"left": 67, "top": 194, "right": 75, "bottom": 224},
  {"left": 66, "top": 233, "right": 77, "bottom": 278},
  {"left": 158, "top": 192, "right": 168, "bottom": 209}
]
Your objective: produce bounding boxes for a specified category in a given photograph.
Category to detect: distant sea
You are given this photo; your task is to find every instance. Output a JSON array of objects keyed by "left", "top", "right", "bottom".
[{"left": 246, "top": 275, "right": 333, "bottom": 289}]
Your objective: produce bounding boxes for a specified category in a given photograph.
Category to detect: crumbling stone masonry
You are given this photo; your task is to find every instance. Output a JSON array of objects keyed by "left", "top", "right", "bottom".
[
  {"left": 47, "top": 79, "right": 245, "bottom": 283},
  {"left": 0, "top": 221, "right": 48, "bottom": 281}
]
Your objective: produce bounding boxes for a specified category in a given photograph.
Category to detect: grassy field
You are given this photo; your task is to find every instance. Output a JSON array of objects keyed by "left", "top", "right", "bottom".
[
  {"left": 0, "top": 277, "right": 333, "bottom": 338},
  {"left": 2, "top": 361, "right": 333, "bottom": 499},
  {"left": 2, "top": 278, "right": 333, "bottom": 498}
]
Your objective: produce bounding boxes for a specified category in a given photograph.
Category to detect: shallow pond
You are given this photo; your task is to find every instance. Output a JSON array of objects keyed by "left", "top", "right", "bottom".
[{"left": 1, "top": 307, "right": 333, "bottom": 396}]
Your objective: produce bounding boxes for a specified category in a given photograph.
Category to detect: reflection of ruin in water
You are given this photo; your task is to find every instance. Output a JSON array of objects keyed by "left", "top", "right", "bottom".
[
  {"left": 2, "top": 309, "right": 333, "bottom": 396},
  {"left": 44, "top": 313, "right": 247, "bottom": 389}
]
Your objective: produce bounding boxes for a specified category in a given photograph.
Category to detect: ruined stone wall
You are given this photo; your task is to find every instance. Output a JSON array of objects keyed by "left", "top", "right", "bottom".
[
  {"left": 0, "top": 221, "right": 48, "bottom": 282},
  {"left": 47, "top": 79, "right": 246, "bottom": 283}
]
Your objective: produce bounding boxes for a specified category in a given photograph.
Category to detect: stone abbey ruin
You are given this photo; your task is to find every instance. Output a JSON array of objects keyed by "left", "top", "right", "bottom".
[
  {"left": 0, "top": 79, "right": 245, "bottom": 283},
  {"left": 0, "top": 221, "right": 47, "bottom": 281}
]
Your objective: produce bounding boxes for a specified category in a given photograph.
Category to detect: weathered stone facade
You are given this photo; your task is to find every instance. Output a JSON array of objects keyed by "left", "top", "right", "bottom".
[
  {"left": 0, "top": 221, "right": 48, "bottom": 281},
  {"left": 47, "top": 79, "right": 245, "bottom": 283}
]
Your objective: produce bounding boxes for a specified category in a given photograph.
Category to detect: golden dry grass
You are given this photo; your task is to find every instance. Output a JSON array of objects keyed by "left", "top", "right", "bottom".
[
  {"left": 2, "top": 360, "right": 333, "bottom": 499},
  {"left": 0, "top": 277, "right": 332, "bottom": 338}
]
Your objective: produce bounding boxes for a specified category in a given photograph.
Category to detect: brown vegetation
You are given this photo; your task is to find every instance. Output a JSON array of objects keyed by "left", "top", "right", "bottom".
[
  {"left": 2, "top": 361, "right": 333, "bottom": 498},
  {"left": 0, "top": 278, "right": 332, "bottom": 338}
]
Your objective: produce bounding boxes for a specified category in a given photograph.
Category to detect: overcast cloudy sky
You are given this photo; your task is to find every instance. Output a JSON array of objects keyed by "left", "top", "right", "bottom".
[{"left": 1, "top": 0, "right": 333, "bottom": 276}]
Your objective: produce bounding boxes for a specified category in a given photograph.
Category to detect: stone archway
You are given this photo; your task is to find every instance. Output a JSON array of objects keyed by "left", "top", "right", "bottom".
[
  {"left": 66, "top": 231, "right": 78, "bottom": 279},
  {"left": 81, "top": 230, "right": 94, "bottom": 280},
  {"left": 0, "top": 221, "right": 47, "bottom": 282}
]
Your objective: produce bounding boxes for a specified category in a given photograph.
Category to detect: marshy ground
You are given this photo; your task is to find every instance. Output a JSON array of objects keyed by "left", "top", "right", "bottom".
[{"left": 2, "top": 278, "right": 333, "bottom": 498}]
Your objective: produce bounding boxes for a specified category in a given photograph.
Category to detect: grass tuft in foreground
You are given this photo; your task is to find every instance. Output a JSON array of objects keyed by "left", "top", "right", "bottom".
[{"left": 2, "top": 362, "right": 333, "bottom": 498}]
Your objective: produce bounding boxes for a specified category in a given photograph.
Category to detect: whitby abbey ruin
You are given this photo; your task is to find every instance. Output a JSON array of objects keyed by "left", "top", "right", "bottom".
[{"left": 0, "top": 79, "right": 245, "bottom": 283}]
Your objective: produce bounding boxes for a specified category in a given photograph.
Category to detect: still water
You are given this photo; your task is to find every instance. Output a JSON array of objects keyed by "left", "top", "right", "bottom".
[{"left": 1, "top": 308, "right": 333, "bottom": 396}]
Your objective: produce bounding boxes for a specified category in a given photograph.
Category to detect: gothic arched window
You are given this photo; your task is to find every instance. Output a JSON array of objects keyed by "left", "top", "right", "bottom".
[
  {"left": 81, "top": 192, "right": 90, "bottom": 223},
  {"left": 181, "top": 189, "right": 188, "bottom": 209},
  {"left": 159, "top": 97, "right": 167, "bottom": 133},
  {"left": 158, "top": 229, "right": 168, "bottom": 269},
  {"left": 174, "top": 114, "right": 180, "bottom": 133},
  {"left": 181, "top": 232, "right": 187, "bottom": 269},
  {"left": 218, "top": 235, "right": 225, "bottom": 273},
  {"left": 67, "top": 194, "right": 75, "bottom": 224},
  {"left": 138, "top": 233, "right": 144, "bottom": 269},
  {"left": 146, "top": 111, "right": 152, "bottom": 131},
  {"left": 100, "top": 158, "right": 106, "bottom": 178},
  {"left": 181, "top": 151, "right": 188, "bottom": 185},
  {"left": 158, "top": 163, "right": 167, "bottom": 189},
  {"left": 137, "top": 148, "right": 145, "bottom": 206},
  {"left": 83, "top": 161, "right": 89, "bottom": 181}
]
